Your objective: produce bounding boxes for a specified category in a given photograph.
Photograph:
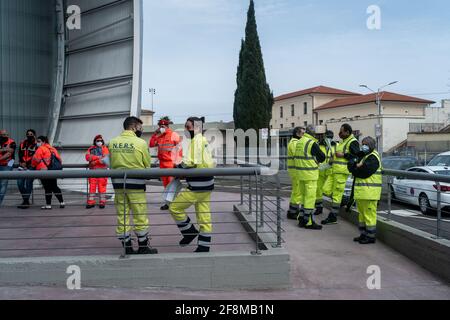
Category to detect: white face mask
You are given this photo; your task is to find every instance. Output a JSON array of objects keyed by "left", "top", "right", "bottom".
[
  {"left": 36, "top": 143, "right": 42, "bottom": 148},
  {"left": 96, "top": 142, "right": 103, "bottom": 147},
  {"left": 160, "top": 128, "right": 166, "bottom": 134}
]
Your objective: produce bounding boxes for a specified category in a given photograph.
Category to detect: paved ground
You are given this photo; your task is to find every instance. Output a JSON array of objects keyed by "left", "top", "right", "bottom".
[{"left": 0, "top": 195, "right": 449, "bottom": 300}]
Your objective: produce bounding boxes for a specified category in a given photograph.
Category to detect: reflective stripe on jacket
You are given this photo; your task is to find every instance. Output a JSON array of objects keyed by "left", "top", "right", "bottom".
[
  {"left": 295, "top": 133, "right": 319, "bottom": 181},
  {"left": 332, "top": 134, "right": 357, "bottom": 175},
  {"left": 19, "top": 140, "right": 37, "bottom": 166},
  {"left": 354, "top": 151, "right": 383, "bottom": 201}
]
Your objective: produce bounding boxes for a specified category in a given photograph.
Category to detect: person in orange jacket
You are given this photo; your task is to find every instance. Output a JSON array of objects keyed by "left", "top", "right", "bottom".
[
  {"left": 31, "top": 136, "right": 64, "bottom": 210},
  {"left": 149, "top": 117, "right": 182, "bottom": 210},
  {"left": 85, "top": 135, "right": 110, "bottom": 209}
]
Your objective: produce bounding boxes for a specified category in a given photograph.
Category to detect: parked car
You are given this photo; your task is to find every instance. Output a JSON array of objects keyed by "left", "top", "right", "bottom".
[
  {"left": 426, "top": 151, "right": 450, "bottom": 167},
  {"left": 391, "top": 166, "right": 450, "bottom": 215},
  {"left": 381, "top": 156, "right": 419, "bottom": 170}
]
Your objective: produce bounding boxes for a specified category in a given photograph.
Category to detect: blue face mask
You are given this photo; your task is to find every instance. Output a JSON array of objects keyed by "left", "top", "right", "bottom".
[{"left": 361, "top": 145, "right": 370, "bottom": 154}]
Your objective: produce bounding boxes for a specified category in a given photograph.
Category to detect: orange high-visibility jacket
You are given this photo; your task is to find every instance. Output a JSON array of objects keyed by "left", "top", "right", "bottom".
[
  {"left": 149, "top": 128, "right": 182, "bottom": 164},
  {"left": 31, "top": 144, "right": 62, "bottom": 171}
]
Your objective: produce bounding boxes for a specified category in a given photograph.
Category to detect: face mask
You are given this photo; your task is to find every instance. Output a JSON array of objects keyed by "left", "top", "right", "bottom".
[
  {"left": 361, "top": 145, "right": 370, "bottom": 154},
  {"left": 160, "top": 128, "right": 166, "bottom": 134},
  {"left": 189, "top": 130, "right": 195, "bottom": 139},
  {"left": 0, "top": 137, "right": 7, "bottom": 144},
  {"left": 27, "top": 136, "right": 34, "bottom": 142},
  {"left": 135, "top": 130, "right": 143, "bottom": 138},
  {"left": 36, "top": 143, "right": 42, "bottom": 148},
  {"left": 96, "top": 142, "right": 103, "bottom": 147}
]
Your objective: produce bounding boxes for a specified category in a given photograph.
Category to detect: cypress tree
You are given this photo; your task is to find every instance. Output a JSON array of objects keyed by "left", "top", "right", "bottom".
[{"left": 233, "top": 0, "right": 273, "bottom": 131}]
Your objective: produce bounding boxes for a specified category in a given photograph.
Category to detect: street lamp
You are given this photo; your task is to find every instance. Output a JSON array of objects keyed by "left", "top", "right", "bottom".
[
  {"left": 149, "top": 88, "right": 156, "bottom": 126},
  {"left": 359, "top": 81, "right": 398, "bottom": 155}
]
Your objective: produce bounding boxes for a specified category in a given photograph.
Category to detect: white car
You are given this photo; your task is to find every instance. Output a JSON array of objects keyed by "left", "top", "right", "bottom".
[{"left": 391, "top": 166, "right": 450, "bottom": 215}]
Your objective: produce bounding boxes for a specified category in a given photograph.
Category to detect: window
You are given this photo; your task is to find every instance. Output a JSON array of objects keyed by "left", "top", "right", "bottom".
[
  {"left": 319, "top": 120, "right": 324, "bottom": 125},
  {"left": 291, "top": 105, "right": 295, "bottom": 117},
  {"left": 280, "top": 106, "right": 283, "bottom": 118},
  {"left": 291, "top": 123, "right": 295, "bottom": 128},
  {"left": 303, "top": 102, "right": 308, "bottom": 115},
  {"left": 304, "top": 121, "right": 308, "bottom": 127},
  {"left": 280, "top": 124, "right": 284, "bottom": 129}
]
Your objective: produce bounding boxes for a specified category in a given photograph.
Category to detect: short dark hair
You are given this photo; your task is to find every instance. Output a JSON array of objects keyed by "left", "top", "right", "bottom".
[
  {"left": 37, "top": 136, "right": 49, "bottom": 144},
  {"left": 123, "top": 116, "right": 143, "bottom": 130},
  {"left": 341, "top": 123, "right": 353, "bottom": 135},
  {"left": 26, "top": 129, "right": 36, "bottom": 136},
  {"left": 293, "top": 127, "right": 303, "bottom": 137},
  {"left": 186, "top": 117, "right": 206, "bottom": 125}
]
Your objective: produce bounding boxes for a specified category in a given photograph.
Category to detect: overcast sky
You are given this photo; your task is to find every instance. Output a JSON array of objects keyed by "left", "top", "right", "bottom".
[{"left": 141, "top": 0, "right": 450, "bottom": 124}]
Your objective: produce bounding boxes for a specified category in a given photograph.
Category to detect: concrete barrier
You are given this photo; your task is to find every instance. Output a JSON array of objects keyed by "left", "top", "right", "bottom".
[
  {"left": 0, "top": 250, "right": 290, "bottom": 290},
  {"left": 338, "top": 204, "right": 450, "bottom": 283}
]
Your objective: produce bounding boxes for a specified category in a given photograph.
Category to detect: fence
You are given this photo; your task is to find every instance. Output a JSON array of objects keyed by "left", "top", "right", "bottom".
[
  {"left": 381, "top": 169, "right": 450, "bottom": 240},
  {"left": 0, "top": 166, "right": 284, "bottom": 258}
]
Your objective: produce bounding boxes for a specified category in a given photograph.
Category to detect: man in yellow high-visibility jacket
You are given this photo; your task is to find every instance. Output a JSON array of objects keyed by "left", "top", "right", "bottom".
[
  {"left": 287, "top": 127, "right": 305, "bottom": 220},
  {"left": 315, "top": 130, "right": 336, "bottom": 216},
  {"left": 295, "top": 125, "right": 326, "bottom": 230},
  {"left": 322, "top": 124, "right": 359, "bottom": 225},
  {"left": 110, "top": 116, "right": 158, "bottom": 255},
  {"left": 169, "top": 116, "right": 216, "bottom": 253},
  {"left": 348, "top": 136, "right": 382, "bottom": 245}
]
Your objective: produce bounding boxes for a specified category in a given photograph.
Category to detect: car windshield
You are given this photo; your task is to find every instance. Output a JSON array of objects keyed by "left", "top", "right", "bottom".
[
  {"left": 433, "top": 170, "right": 450, "bottom": 176},
  {"left": 382, "top": 158, "right": 417, "bottom": 170},
  {"left": 428, "top": 155, "right": 450, "bottom": 167}
]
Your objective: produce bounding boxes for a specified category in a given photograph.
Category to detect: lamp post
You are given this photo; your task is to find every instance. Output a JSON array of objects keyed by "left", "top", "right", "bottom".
[
  {"left": 359, "top": 81, "right": 398, "bottom": 155},
  {"left": 149, "top": 88, "right": 156, "bottom": 126}
]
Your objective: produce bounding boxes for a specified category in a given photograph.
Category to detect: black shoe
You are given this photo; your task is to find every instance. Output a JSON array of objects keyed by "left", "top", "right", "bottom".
[
  {"left": 18, "top": 200, "right": 30, "bottom": 209},
  {"left": 287, "top": 211, "right": 299, "bottom": 220},
  {"left": 60, "top": 202, "right": 65, "bottom": 209},
  {"left": 354, "top": 234, "right": 365, "bottom": 242},
  {"left": 299, "top": 219, "right": 323, "bottom": 230},
  {"left": 86, "top": 204, "right": 95, "bottom": 209},
  {"left": 321, "top": 215, "right": 338, "bottom": 225},
  {"left": 137, "top": 239, "right": 158, "bottom": 254},
  {"left": 99, "top": 204, "right": 106, "bottom": 209},
  {"left": 358, "top": 237, "right": 376, "bottom": 245},
  {"left": 180, "top": 225, "right": 199, "bottom": 247},
  {"left": 160, "top": 204, "right": 170, "bottom": 211},
  {"left": 121, "top": 240, "right": 135, "bottom": 255},
  {"left": 314, "top": 207, "right": 323, "bottom": 216},
  {"left": 194, "top": 246, "right": 210, "bottom": 253}
]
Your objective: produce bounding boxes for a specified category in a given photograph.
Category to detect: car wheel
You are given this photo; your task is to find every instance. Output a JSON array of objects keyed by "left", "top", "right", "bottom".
[
  {"left": 390, "top": 186, "right": 396, "bottom": 200},
  {"left": 419, "top": 193, "right": 434, "bottom": 216}
]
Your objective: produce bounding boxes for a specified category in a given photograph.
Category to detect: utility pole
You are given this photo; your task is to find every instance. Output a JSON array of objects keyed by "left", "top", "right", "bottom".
[{"left": 360, "top": 81, "right": 398, "bottom": 155}]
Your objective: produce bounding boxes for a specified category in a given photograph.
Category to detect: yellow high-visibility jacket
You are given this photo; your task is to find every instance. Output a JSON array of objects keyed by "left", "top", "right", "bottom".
[{"left": 110, "top": 130, "right": 151, "bottom": 190}]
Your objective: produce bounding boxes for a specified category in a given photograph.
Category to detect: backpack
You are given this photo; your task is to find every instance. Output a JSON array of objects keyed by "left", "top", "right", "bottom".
[{"left": 47, "top": 150, "right": 63, "bottom": 170}]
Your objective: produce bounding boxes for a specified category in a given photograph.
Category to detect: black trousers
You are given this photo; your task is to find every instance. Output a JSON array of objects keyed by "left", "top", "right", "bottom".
[{"left": 40, "top": 179, "right": 63, "bottom": 205}]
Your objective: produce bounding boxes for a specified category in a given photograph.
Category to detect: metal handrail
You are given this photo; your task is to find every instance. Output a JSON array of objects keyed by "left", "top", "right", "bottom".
[
  {"left": 383, "top": 169, "right": 450, "bottom": 184},
  {"left": 0, "top": 167, "right": 262, "bottom": 180}
]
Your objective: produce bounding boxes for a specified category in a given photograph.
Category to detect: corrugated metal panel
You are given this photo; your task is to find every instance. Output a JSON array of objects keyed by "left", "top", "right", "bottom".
[
  {"left": 0, "top": 0, "right": 56, "bottom": 142},
  {"left": 54, "top": 0, "right": 142, "bottom": 157}
]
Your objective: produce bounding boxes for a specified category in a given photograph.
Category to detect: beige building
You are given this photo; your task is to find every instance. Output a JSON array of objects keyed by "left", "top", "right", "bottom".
[
  {"left": 270, "top": 86, "right": 361, "bottom": 130},
  {"left": 271, "top": 86, "right": 435, "bottom": 154},
  {"left": 315, "top": 92, "right": 434, "bottom": 153}
]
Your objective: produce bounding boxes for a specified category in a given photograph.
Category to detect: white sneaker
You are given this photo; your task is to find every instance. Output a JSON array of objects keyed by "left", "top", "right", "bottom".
[{"left": 41, "top": 205, "right": 52, "bottom": 210}]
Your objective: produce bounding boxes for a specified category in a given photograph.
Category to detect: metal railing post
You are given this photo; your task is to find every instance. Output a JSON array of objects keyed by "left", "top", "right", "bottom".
[
  {"left": 86, "top": 167, "right": 89, "bottom": 204},
  {"left": 259, "top": 175, "right": 264, "bottom": 228},
  {"left": 121, "top": 173, "right": 128, "bottom": 258},
  {"left": 240, "top": 175, "right": 243, "bottom": 205},
  {"left": 276, "top": 176, "right": 282, "bottom": 248},
  {"left": 248, "top": 175, "right": 252, "bottom": 214},
  {"left": 436, "top": 181, "right": 442, "bottom": 239},
  {"left": 387, "top": 177, "right": 392, "bottom": 221}
]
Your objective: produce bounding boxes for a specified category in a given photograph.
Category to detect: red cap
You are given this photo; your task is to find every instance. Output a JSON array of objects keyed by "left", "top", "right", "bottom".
[{"left": 158, "top": 120, "right": 170, "bottom": 126}]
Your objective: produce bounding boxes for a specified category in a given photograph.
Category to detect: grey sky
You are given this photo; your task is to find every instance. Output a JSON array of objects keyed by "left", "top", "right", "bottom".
[{"left": 141, "top": 0, "right": 450, "bottom": 124}]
